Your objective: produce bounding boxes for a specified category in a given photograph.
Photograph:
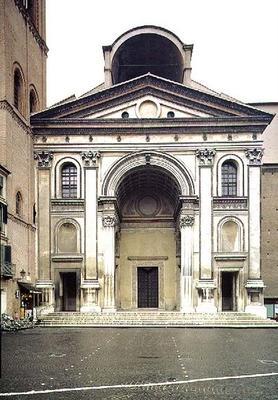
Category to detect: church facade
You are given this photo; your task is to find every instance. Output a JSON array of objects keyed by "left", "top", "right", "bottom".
[{"left": 31, "top": 26, "right": 274, "bottom": 317}]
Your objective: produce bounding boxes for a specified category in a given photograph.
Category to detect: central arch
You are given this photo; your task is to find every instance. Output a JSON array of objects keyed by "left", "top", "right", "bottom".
[
  {"left": 102, "top": 150, "right": 195, "bottom": 197},
  {"left": 102, "top": 151, "right": 194, "bottom": 311}
]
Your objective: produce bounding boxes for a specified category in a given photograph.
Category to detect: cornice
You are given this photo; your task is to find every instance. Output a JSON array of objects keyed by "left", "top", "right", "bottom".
[
  {"left": 0, "top": 100, "right": 32, "bottom": 135},
  {"left": 8, "top": 212, "right": 36, "bottom": 232},
  {"left": 14, "top": 0, "right": 48, "bottom": 55},
  {"left": 31, "top": 118, "right": 268, "bottom": 136}
]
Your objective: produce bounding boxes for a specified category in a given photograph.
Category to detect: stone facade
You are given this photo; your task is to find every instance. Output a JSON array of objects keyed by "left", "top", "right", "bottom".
[
  {"left": 0, "top": 0, "right": 47, "bottom": 316},
  {"left": 31, "top": 26, "right": 274, "bottom": 318}
]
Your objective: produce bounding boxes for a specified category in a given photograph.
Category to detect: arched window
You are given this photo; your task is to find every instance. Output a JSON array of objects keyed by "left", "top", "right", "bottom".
[
  {"left": 221, "top": 161, "right": 237, "bottom": 196},
  {"left": 14, "top": 69, "right": 24, "bottom": 114},
  {"left": 29, "top": 89, "right": 38, "bottom": 114},
  {"left": 61, "top": 163, "right": 77, "bottom": 198},
  {"left": 16, "top": 192, "right": 23, "bottom": 216},
  {"left": 221, "top": 221, "right": 239, "bottom": 252},
  {"left": 58, "top": 223, "right": 77, "bottom": 253}
]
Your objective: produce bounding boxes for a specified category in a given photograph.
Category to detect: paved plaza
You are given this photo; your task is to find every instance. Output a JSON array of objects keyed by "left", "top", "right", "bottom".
[{"left": 1, "top": 327, "right": 278, "bottom": 399}]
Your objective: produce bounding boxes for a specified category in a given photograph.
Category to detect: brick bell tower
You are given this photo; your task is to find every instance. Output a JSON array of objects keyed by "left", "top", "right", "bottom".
[{"left": 0, "top": 0, "right": 47, "bottom": 316}]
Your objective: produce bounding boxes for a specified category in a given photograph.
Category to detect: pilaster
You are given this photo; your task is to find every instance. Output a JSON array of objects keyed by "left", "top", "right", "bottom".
[
  {"left": 196, "top": 148, "right": 216, "bottom": 280},
  {"left": 101, "top": 200, "right": 119, "bottom": 313},
  {"left": 81, "top": 150, "right": 100, "bottom": 280},
  {"left": 34, "top": 151, "right": 53, "bottom": 281},
  {"left": 179, "top": 213, "right": 195, "bottom": 312},
  {"left": 245, "top": 148, "right": 266, "bottom": 317}
]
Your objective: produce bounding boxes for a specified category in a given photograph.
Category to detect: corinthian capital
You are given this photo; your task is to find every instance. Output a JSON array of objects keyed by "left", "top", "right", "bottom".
[
  {"left": 245, "top": 148, "right": 264, "bottom": 165},
  {"left": 179, "top": 215, "right": 195, "bottom": 228},
  {"left": 34, "top": 151, "right": 53, "bottom": 168},
  {"left": 196, "top": 148, "right": 216, "bottom": 165},
  {"left": 102, "top": 215, "right": 117, "bottom": 228},
  {"left": 81, "top": 150, "right": 101, "bottom": 167}
]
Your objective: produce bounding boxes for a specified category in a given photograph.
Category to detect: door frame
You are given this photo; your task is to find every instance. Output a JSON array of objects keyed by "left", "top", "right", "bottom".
[
  {"left": 220, "top": 270, "right": 239, "bottom": 312},
  {"left": 54, "top": 268, "right": 81, "bottom": 311},
  {"left": 129, "top": 257, "right": 166, "bottom": 310}
]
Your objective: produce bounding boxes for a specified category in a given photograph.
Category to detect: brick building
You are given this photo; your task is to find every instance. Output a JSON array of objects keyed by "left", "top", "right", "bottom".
[{"left": 0, "top": 0, "right": 47, "bottom": 316}]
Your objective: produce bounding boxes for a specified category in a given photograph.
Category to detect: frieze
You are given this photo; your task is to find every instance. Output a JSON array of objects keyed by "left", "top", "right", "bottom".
[
  {"left": 245, "top": 148, "right": 264, "bottom": 165},
  {"left": 34, "top": 151, "right": 53, "bottom": 168},
  {"left": 179, "top": 215, "right": 195, "bottom": 228},
  {"left": 213, "top": 197, "right": 248, "bottom": 210},
  {"left": 81, "top": 150, "right": 101, "bottom": 167},
  {"left": 102, "top": 215, "right": 117, "bottom": 228},
  {"left": 51, "top": 199, "right": 84, "bottom": 213},
  {"left": 196, "top": 148, "right": 216, "bottom": 165}
]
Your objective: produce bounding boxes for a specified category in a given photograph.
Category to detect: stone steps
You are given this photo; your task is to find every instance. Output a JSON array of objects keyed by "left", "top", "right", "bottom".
[{"left": 39, "top": 311, "right": 278, "bottom": 328}]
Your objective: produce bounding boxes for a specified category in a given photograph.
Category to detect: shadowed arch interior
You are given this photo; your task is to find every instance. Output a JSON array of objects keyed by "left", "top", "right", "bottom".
[
  {"left": 112, "top": 34, "right": 184, "bottom": 84},
  {"left": 116, "top": 166, "right": 181, "bottom": 217}
]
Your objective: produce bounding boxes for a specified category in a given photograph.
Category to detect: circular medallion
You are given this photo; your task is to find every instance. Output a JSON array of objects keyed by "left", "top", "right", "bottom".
[
  {"left": 137, "top": 196, "right": 159, "bottom": 216},
  {"left": 136, "top": 99, "right": 160, "bottom": 118}
]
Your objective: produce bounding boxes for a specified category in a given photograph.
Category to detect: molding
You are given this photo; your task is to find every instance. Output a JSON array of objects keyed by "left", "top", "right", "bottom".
[
  {"left": 52, "top": 255, "right": 84, "bottom": 262},
  {"left": 245, "top": 279, "right": 265, "bottom": 289},
  {"left": 102, "top": 150, "right": 195, "bottom": 197},
  {"left": 0, "top": 100, "right": 31, "bottom": 134},
  {"left": 127, "top": 256, "right": 168, "bottom": 261},
  {"left": 14, "top": 0, "right": 48, "bottom": 55},
  {"left": 214, "top": 253, "right": 247, "bottom": 261},
  {"left": 8, "top": 212, "right": 36, "bottom": 231},
  {"left": 213, "top": 197, "right": 248, "bottom": 210},
  {"left": 0, "top": 164, "right": 11, "bottom": 176},
  {"left": 195, "top": 279, "right": 217, "bottom": 289}
]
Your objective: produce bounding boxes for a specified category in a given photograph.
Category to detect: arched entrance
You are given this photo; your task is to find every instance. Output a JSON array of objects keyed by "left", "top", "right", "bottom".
[{"left": 101, "top": 151, "right": 195, "bottom": 311}]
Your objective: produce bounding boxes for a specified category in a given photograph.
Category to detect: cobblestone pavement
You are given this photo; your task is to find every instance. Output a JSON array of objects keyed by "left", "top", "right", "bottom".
[{"left": 1, "top": 328, "right": 278, "bottom": 399}]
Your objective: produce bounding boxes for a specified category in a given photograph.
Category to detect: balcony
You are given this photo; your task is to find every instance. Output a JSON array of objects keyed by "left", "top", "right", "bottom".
[{"left": 1, "top": 262, "right": 15, "bottom": 278}]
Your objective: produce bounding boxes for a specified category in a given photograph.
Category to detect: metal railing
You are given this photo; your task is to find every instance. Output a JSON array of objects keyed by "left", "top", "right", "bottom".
[{"left": 1, "top": 262, "right": 15, "bottom": 278}]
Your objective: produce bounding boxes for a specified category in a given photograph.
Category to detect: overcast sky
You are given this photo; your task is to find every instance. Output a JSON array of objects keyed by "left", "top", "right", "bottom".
[{"left": 46, "top": 0, "right": 278, "bottom": 107}]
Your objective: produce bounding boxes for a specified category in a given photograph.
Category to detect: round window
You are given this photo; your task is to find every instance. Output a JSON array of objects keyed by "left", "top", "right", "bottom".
[
  {"left": 121, "top": 111, "right": 129, "bottom": 119},
  {"left": 167, "top": 111, "right": 175, "bottom": 118}
]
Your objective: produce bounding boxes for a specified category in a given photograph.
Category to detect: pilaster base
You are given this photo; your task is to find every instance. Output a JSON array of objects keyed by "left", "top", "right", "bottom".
[
  {"left": 81, "top": 280, "right": 100, "bottom": 314},
  {"left": 35, "top": 280, "right": 55, "bottom": 315},
  {"left": 80, "top": 305, "right": 101, "bottom": 314},
  {"left": 196, "top": 303, "right": 217, "bottom": 314},
  {"left": 102, "top": 307, "right": 117, "bottom": 314},
  {"left": 245, "top": 305, "right": 267, "bottom": 319},
  {"left": 180, "top": 306, "right": 195, "bottom": 314}
]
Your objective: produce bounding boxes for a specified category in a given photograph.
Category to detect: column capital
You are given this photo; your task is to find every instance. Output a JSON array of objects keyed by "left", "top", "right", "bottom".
[
  {"left": 34, "top": 151, "right": 53, "bottom": 168},
  {"left": 179, "top": 214, "right": 195, "bottom": 229},
  {"left": 245, "top": 147, "right": 264, "bottom": 165},
  {"left": 196, "top": 148, "right": 216, "bottom": 166},
  {"left": 81, "top": 150, "right": 101, "bottom": 167},
  {"left": 102, "top": 215, "right": 118, "bottom": 228}
]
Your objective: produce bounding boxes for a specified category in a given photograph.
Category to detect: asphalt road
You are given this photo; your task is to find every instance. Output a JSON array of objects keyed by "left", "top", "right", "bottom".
[{"left": 1, "top": 327, "right": 278, "bottom": 399}]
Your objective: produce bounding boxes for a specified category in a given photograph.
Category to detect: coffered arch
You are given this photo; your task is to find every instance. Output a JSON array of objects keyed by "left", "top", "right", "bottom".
[{"left": 102, "top": 150, "right": 195, "bottom": 198}]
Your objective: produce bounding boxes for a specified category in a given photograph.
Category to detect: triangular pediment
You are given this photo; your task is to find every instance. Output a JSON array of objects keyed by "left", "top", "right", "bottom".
[{"left": 32, "top": 74, "right": 273, "bottom": 122}]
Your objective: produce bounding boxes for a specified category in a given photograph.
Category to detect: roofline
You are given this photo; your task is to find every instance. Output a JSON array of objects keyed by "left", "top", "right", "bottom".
[
  {"left": 248, "top": 102, "right": 278, "bottom": 106},
  {"left": 103, "top": 25, "right": 190, "bottom": 52},
  {"left": 33, "top": 74, "right": 275, "bottom": 120}
]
